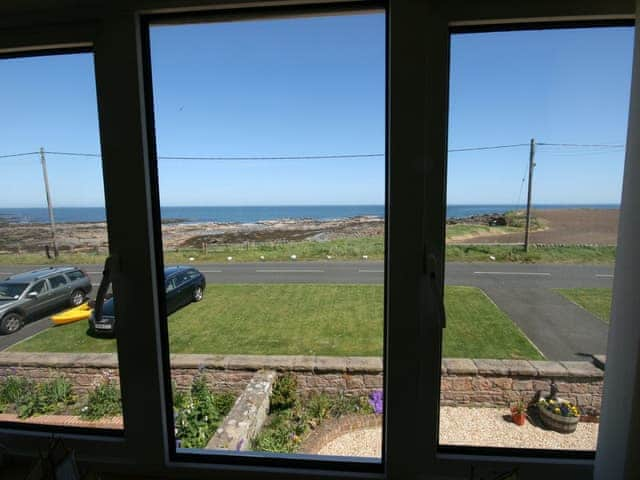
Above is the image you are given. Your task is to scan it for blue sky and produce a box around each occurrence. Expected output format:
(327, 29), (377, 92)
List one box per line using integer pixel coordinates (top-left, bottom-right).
(0, 16), (633, 207)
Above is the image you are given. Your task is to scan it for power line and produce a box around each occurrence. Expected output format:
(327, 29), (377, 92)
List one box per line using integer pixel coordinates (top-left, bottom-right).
(448, 143), (529, 152)
(44, 151), (101, 158)
(537, 142), (625, 148)
(43, 144), (532, 159)
(0, 141), (627, 161)
(0, 151), (39, 159)
(158, 153), (384, 161)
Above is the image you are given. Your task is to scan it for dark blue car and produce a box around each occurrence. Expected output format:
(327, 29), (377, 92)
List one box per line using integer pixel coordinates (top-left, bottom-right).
(89, 266), (206, 335)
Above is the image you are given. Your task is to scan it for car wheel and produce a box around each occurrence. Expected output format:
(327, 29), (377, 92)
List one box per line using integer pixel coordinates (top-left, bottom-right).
(193, 286), (204, 302)
(0, 313), (23, 334)
(70, 289), (85, 307)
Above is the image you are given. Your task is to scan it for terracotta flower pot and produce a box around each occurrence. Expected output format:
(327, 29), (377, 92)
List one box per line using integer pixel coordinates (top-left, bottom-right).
(511, 410), (526, 426)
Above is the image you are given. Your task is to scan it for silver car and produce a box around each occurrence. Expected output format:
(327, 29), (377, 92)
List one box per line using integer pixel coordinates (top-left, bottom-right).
(0, 266), (92, 334)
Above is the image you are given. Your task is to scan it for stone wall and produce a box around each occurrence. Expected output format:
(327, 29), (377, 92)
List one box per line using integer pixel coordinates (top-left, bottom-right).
(441, 358), (604, 416)
(0, 353), (604, 415)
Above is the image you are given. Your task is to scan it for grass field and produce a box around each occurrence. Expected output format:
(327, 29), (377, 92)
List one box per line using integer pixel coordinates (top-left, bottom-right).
(446, 244), (615, 264)
(0, 239), (615, 265)
(555, 288), (613, 323)
(9, 285), (542, 359)
(446, 224), (521, 240)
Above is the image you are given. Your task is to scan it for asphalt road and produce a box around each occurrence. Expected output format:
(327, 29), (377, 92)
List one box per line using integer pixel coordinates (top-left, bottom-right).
(0, 261), (615, 286)
(0, 262), (614, 359)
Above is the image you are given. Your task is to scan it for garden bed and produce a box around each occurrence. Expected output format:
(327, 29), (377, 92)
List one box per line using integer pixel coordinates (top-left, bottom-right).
(250, 374), (381, 454)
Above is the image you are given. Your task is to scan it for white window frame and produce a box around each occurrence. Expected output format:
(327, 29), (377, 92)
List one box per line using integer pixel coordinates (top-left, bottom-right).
(0, 1), (636, 479)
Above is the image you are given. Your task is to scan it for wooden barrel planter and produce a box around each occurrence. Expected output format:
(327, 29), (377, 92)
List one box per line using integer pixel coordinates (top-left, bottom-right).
(538, 403), (579, 434)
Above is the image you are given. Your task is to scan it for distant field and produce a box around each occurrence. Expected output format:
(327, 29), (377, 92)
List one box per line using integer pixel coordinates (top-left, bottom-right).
(9, 285), (542, 359)
(555, 288), (613, 323)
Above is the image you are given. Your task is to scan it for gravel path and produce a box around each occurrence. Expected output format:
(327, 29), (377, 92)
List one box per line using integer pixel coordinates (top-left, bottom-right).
(317, 427), (382, 458)
(439, 407), (598, 450)
(316, 407), (598, 457)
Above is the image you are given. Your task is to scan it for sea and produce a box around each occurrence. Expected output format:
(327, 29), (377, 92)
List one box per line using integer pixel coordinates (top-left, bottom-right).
(0, 204), (620, 225)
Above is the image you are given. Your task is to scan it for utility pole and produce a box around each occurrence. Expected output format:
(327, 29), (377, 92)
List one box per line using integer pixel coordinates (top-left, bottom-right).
(524, 138), (536, 252)
(39, 147), (59, 258)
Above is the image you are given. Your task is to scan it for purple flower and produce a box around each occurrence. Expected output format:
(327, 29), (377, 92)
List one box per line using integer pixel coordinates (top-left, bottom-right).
(368, 390), (383, 414)
(236, 439), (244, 451)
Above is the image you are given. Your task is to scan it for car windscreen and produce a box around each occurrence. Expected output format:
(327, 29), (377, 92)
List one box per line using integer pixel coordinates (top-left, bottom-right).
(0, 282), (28, 300)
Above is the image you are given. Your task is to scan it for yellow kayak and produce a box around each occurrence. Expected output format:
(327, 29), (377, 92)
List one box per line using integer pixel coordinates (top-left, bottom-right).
(51, 303), (93, 325)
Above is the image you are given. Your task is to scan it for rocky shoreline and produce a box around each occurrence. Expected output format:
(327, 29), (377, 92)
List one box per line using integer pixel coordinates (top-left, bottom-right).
(0, 208), (620, 253)
(0, 216), (384, 254)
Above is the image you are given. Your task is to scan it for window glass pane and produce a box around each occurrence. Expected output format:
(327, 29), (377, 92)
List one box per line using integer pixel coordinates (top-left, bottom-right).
(149, 12), (385, 460)
(0, 53), (124, 431)
(439, 27), (632, 451)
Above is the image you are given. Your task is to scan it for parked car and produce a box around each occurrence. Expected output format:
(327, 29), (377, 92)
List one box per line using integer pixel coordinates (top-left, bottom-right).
(0, 266), (92, 334)
(89, 266), (206, 336)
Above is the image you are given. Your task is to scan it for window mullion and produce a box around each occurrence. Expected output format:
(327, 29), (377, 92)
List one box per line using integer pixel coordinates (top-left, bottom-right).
(386, 1), (447, 478)
(93, 12), (169, 468)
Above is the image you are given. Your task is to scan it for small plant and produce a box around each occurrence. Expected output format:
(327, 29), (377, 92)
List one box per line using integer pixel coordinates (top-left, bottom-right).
(174, 374), (235, 449)
(368, 390), (383, 415)
(538, 398), (580, 417)
(510, 400), (527, 426)
(16, 376), (75, 418)
(0, 376), (34, 405)
(306, 394), (331, 420)
(330, 391), (374, 417)
(80, 380), (121, 420)
(253, 391), (377, 454)
(270, 374), (298, 412)
(511, 400), (526, 414)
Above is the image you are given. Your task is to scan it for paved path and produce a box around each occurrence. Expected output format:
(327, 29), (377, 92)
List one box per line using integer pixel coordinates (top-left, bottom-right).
(481, 287), (608, 361)
(0, 262), (614, 358)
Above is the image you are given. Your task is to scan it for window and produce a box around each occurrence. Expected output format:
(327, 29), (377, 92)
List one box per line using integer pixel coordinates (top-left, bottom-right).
(28, 281), (47, 295)
(0, 2), (638, 479)
(65, 270), (85, 282)
(0, 51), (124, 433)
(48, 275), (68, 289)
(147, 9), (386, 464)
(439, 25), (632, 455)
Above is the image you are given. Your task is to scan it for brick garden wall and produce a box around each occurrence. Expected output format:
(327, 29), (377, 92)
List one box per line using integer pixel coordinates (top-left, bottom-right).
(0, 353), (604, 416)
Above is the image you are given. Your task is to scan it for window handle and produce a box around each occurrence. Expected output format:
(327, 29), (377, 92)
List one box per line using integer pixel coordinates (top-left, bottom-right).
(424, 251), (446, 329)
(93, 254), (119, 323)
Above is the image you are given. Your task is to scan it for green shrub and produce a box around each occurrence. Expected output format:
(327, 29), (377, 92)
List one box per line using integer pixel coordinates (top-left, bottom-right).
(174, 374), (235, 449)
(17, 376), (75, 418)
(0, 376), (34, 405)
(270, 374), (298, 412)
(252, 391), (375, 454)
(80, 380), (121, 420)
(328, 391), (374, 417)
(504, 210), (543, 229)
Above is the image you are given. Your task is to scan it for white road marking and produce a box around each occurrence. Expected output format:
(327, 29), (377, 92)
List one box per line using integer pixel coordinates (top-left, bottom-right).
(256, 269), (325, 273)
(358, 269), (384, 273)
(91, 283), (101, 286)
(596, 274), (614, 278)
(0, 272), (13, 275)
(199, 270), (222, 273)
(473, 271), (551, 276)
(86, 271), (103, 274)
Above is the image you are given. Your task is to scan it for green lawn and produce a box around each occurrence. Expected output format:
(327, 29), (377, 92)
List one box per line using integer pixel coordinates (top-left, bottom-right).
(443, 286), (542, 359)
(555, 288), (613, 323)
(10, 285), (542, 359)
